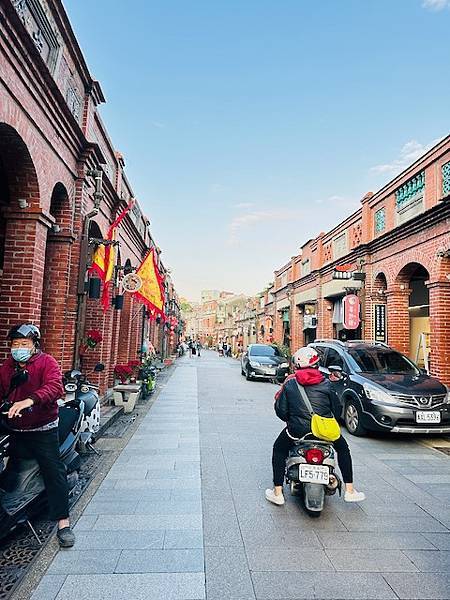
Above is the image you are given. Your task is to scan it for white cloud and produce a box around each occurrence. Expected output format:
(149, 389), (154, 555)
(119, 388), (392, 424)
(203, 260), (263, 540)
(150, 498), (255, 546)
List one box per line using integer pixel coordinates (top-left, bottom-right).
(151, 121), (165, 129)
(370, 138), (441, 176)
(228, 209), (301, 245)
(422, 0), (450, 10)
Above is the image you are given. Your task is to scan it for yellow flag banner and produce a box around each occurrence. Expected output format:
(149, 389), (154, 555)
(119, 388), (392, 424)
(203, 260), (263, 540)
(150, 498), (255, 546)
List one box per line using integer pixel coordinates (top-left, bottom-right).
(89, 200), (134, 311)
(133, 248), (165, 318)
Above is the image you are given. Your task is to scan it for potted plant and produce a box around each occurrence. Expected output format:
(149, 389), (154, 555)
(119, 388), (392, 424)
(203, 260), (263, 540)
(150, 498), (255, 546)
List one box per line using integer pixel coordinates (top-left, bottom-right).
(114, 363), (133, 384)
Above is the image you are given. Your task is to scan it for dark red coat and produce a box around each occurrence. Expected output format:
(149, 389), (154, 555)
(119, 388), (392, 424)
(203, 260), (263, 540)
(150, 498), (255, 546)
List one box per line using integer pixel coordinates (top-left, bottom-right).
(0, 352), (64, 430)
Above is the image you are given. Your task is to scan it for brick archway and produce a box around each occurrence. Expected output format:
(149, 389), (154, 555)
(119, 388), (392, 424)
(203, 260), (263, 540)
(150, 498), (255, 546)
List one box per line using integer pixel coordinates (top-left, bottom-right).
(387, 262), (430, 359)
(0, 123), (48, 360)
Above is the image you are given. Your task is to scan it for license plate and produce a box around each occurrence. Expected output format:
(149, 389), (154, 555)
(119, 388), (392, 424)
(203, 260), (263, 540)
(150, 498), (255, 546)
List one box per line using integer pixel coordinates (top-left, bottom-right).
(299, 464), (330, 484)
(416, 411), (441, 423)
(266, 369), (276, 375)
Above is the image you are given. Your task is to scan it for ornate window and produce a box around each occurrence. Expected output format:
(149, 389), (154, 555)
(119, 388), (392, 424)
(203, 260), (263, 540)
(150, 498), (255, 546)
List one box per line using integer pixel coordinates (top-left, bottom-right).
(442, 161), (450, 198)
(374, 208), (386, 234)
(395, 171), (425, 224)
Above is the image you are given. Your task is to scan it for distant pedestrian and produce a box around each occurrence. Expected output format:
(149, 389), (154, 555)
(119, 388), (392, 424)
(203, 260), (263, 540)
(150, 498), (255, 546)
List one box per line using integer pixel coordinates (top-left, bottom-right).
(196, 341), (202, 357)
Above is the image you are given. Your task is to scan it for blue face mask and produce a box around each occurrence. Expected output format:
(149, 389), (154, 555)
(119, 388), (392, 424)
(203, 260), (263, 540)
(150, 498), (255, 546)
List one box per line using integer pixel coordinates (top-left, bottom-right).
(11, 348), (33, 363)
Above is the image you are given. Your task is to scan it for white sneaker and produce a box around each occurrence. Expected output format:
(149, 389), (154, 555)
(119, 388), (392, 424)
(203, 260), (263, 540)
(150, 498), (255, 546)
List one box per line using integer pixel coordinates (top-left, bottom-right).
(344, 489), (366, 502)
(265, 488), (285, 506)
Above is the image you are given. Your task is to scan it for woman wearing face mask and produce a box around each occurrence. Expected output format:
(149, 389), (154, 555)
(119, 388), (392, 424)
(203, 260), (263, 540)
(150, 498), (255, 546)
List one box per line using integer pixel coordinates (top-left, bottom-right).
(0, 323), (75, 547)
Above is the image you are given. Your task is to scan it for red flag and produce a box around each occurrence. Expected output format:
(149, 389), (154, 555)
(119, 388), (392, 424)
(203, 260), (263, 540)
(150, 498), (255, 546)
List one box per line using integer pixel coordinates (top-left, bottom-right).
(89, 200), (134, 311)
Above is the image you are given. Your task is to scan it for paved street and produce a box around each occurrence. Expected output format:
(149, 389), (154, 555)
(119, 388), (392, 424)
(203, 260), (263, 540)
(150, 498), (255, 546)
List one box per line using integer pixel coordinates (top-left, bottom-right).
(32, 351), (450, 600)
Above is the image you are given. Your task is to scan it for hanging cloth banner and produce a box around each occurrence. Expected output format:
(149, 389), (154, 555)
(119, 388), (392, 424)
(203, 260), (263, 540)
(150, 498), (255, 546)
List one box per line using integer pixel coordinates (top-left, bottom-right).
(89, 200), (135, 312)
(133, 248), (166, 319)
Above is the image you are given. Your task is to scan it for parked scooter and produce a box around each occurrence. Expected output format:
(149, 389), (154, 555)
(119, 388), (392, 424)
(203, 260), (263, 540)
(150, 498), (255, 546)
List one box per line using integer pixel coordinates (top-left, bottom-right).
(0, 363), (104, 542)
(138, 361), (157, 399)
(62, 363), (104, 448)
(285, 434), (341, 516)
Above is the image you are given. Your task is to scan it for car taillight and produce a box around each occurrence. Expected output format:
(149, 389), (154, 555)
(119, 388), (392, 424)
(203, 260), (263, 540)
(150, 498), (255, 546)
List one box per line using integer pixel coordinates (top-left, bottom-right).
(305, 448), (324, 465)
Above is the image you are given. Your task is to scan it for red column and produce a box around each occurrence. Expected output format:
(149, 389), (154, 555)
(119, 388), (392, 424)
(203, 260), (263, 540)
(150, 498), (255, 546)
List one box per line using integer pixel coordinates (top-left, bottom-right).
(0, 212), (49, 361)
(428, 281), (450, 385)
(386, 285), (411, 355)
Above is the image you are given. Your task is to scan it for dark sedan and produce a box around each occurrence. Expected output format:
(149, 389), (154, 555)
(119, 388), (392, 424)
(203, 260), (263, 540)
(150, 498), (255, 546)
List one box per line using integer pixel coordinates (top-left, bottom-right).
(310, 340), (450, 435)
(241, 344), (290, 381)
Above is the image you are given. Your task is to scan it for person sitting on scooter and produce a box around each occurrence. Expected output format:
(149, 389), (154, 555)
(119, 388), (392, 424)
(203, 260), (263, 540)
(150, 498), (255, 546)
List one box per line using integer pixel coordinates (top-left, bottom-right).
(0, 324), (75, 547)
(266, 346), (365, 506)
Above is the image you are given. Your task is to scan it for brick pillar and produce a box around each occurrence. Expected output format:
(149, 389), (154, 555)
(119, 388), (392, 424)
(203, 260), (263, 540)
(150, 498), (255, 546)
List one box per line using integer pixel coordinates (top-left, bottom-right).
(291, 306), (302, 351)
(0, 212), (49, 361)
(117, 292), (132, 363)
(109, 304), (122, 387)
(40, 231), (76, 368)
(129, 298), (143, 360)
(316, 296), (333, 339)
(386, 285), (411, 354)
(428, 281), (450, 385)
(81, 285), (115, 393)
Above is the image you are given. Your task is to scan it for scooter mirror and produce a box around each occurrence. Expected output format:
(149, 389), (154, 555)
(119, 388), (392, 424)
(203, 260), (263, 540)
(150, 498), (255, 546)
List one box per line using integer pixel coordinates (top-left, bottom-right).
(70, 369), (82, 379)
(94, 363), (105, 372)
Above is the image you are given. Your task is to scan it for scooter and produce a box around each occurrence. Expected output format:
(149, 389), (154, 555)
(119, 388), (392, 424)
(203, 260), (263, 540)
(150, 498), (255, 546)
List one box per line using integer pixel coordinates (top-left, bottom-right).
(285, 434), (341, 516)
(138, 362), (157, 399)
(62, 363), (104, 448)
(0, 363), (104, 542)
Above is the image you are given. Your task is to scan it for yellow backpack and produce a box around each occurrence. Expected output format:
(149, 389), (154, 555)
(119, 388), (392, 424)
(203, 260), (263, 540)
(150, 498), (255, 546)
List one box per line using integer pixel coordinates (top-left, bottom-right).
(296, 382), (341, 442)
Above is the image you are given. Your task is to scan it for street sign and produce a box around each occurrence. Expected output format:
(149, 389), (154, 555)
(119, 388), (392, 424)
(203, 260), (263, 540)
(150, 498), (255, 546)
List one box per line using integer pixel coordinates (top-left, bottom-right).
(373, 303), (387, 342)
(343, 294), (361, 330)
(332, 270), (353, 280)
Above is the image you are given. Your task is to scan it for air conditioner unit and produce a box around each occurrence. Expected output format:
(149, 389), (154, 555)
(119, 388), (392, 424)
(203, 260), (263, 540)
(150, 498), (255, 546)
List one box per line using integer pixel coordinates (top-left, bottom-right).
(303, 314), (318, 329)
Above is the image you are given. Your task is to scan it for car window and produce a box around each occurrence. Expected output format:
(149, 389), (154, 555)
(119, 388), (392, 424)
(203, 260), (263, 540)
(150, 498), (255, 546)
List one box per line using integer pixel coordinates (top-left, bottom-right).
(347, 347), (418, 374)
(249, 345), (280, 357)
(324, 348), (344, 369)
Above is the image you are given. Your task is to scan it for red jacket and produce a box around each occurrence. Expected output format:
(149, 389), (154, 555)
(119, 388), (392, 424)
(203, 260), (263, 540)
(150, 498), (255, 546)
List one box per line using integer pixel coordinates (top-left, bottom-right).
(0, 352), (64, 430)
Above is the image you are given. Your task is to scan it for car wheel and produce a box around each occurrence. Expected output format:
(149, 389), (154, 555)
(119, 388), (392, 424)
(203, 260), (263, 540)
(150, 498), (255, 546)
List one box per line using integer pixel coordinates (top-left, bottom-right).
(246, 368), (253, 381)
(344, 399), (366, 436)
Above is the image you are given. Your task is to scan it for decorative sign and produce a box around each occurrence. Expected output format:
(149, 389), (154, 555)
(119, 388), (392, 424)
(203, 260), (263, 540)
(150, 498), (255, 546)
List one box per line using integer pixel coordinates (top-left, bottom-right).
(373, 304), (387, 342)
(343, 294), (361, 330)
(335, 264), (357, 272)
(122, 273), (142, 293)
(332, 270), (353, 280)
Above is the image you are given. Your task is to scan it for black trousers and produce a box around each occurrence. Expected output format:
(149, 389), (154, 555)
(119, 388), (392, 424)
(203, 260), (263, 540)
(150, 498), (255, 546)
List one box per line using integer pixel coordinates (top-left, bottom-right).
(9, 428), (69, 521)
(272, 428), (353, 487)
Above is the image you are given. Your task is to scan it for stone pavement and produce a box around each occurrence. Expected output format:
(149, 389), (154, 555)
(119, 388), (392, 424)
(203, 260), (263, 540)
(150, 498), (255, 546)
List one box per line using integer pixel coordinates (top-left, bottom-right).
(31, 364), (204, 600)
(31, 351), (450, 599)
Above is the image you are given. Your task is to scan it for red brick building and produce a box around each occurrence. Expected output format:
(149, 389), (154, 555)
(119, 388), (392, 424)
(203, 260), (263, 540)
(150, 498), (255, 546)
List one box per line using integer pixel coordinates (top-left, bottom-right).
(0, 0), (178, 390)
(271, 136), (450, 384)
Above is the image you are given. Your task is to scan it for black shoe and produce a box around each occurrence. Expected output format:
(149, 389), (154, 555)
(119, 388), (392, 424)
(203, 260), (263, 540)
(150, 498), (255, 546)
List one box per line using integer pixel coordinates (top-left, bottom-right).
(57, 526), (75, 548)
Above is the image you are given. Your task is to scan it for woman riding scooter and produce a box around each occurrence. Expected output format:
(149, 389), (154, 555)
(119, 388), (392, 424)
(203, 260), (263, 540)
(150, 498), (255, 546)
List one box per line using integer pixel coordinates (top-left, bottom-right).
(0, 324), (75, 547)
(266, 346), (365, 506)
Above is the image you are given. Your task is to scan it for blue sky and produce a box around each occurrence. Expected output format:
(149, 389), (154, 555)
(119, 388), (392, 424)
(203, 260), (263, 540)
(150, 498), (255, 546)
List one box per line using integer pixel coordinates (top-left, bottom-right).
(64, 0), (450, 300)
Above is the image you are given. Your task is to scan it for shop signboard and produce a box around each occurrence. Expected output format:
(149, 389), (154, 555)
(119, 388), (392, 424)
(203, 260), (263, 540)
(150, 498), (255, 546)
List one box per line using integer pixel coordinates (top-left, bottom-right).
(373, 303), (387, 342)
(343, 294), (360, 330)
